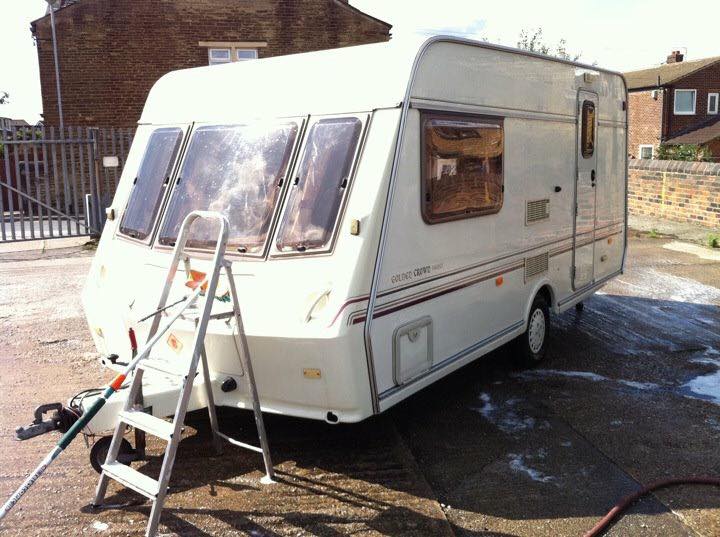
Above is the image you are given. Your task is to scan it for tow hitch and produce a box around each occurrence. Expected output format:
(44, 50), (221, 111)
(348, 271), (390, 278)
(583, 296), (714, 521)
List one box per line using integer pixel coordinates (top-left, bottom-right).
(15, 403), (80, 441)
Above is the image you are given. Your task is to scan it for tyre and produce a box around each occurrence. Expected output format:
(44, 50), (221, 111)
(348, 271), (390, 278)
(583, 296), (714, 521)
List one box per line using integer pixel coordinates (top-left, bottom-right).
(90, 436), (134, 474)
(515, 294), (550, 366)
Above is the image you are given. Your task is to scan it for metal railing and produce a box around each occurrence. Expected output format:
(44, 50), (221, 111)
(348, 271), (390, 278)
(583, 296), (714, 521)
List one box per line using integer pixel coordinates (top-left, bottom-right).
(0, 126), (134, 242)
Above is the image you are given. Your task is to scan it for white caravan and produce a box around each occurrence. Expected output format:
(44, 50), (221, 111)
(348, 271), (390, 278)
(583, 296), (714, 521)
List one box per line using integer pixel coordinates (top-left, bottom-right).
(80, 36), (628, 430)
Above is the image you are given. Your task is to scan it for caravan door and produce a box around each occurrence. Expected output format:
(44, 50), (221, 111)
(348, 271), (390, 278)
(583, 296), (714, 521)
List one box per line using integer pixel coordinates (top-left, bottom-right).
(573, 91), (598, 290)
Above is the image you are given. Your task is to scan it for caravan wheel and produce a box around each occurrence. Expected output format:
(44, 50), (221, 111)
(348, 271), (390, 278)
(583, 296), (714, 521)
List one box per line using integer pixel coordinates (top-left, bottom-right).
(515, 294), (550, 366)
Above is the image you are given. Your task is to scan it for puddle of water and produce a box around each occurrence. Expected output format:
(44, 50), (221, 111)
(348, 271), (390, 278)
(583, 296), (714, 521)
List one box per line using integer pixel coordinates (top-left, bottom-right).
(473, 393), (545, 434)
(516, 369), (660, 391)
(508, 452), (556, 484)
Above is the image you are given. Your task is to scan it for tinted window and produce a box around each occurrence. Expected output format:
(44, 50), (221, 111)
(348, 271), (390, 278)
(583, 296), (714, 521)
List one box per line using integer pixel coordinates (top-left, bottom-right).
(276, 117), (362, 252)
(422, 113), (504, 224)
(581, 100), (596, 159)
(158, 123), (298, 253)
(119, 128), (182, 240)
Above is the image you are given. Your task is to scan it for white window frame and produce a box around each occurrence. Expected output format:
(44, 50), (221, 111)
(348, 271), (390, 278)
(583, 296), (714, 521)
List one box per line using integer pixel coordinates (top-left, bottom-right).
(236, 48), (258, 61)
(201, 41), (266, 66)
(674, 89), (696, 115)
(639, 144), (654, 160)
(208, 48), (232, 66)
(708, 92), (719, 115)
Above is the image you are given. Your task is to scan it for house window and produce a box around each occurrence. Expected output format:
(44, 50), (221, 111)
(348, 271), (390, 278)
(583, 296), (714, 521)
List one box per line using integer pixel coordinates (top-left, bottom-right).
(202, 42), (265, 66)
(708, 93), (719, 115)
(674, 89), (696, 115)
(208, 48), (232, 66)
(639, 145), (654, 160)
(236, 49), (258, 61)
(581, 100), (596, 159)
(421, 112), (504, 224)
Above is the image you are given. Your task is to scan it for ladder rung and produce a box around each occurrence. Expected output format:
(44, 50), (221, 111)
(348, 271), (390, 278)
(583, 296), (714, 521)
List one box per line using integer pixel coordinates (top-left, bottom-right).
(139, 358), (192, 378)
(102, 461), (160, 499)
(119, 409), (175, 441)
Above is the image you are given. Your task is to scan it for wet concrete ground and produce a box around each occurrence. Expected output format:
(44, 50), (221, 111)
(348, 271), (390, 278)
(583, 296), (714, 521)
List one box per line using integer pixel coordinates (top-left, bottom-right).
(0, 234), (719, 536)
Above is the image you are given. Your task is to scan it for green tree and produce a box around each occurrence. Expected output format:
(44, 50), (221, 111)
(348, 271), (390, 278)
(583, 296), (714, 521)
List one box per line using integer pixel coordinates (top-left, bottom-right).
(517, 28), (582, 62)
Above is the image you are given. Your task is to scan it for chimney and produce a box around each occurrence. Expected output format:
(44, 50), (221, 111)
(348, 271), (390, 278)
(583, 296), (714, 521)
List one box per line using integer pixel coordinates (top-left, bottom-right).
(667, 50), (684, 63)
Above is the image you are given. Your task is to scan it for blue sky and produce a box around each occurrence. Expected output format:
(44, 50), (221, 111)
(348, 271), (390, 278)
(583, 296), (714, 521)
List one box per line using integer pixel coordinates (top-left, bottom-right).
(1, 0), (719, 122)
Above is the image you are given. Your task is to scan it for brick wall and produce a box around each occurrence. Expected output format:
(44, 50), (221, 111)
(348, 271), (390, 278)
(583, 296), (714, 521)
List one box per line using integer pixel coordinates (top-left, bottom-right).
(628, 89), (664, 158)
(628, 159), (720, 228)
(31, 0), (391, 128)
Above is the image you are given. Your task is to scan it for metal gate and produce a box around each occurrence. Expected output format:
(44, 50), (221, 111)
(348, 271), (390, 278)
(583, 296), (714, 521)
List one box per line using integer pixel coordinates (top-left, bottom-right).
(0, 126), (134, 243)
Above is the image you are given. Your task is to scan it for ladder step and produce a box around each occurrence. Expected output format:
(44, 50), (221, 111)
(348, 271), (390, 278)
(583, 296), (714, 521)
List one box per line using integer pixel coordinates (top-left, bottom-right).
(119, 409), (175, 441)
(102, 461), (160, 499)
(139, 358), (193, 378)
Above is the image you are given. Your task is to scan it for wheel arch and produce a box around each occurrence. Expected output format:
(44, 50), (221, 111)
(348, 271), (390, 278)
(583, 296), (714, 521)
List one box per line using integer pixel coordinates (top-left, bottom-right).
(523, 279), (557, 329)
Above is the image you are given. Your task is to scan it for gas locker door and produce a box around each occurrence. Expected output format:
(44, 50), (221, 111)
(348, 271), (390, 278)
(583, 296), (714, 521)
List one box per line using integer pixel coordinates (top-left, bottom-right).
(573, 91), (598, 290)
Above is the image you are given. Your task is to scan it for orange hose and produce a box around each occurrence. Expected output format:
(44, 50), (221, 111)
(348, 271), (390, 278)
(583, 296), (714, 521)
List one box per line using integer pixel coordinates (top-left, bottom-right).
(585, 477), (720, 537)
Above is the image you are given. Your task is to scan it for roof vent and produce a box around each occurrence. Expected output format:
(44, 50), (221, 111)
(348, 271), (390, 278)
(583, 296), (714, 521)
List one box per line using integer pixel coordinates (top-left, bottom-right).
(667, 50), (684, 64)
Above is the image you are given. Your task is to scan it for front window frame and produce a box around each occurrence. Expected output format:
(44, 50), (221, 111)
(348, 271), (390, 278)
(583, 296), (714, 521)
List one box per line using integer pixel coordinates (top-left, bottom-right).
(674, 89), (697, 115)
(270, 113), (368, 258)
(420, 110), (505, 225)
(154, 118), (306, 259)
(116, 125), (188, 246)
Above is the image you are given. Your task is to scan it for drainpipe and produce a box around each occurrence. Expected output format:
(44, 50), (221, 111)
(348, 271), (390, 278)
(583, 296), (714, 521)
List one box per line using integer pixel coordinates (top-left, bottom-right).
(46, 1), (65, 131)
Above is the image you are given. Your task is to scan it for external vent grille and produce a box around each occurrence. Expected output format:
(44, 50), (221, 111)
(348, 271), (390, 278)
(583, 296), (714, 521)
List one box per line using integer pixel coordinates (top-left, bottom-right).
(526, 199), (550, 224)
(525, 252), (549, 281)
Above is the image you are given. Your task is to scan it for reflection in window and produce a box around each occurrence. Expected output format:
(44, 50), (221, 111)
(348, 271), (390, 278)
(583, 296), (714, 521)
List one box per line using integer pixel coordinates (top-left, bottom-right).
(158, 123), (298, 253)
(119, 128), (182, 240)
(581, 100), (595, 159)
(276, 118), (362, 252)
(422, 114), (504, 224)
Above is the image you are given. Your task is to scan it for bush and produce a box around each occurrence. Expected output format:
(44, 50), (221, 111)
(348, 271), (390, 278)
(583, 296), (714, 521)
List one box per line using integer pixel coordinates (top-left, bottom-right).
(708, 234), (720, 249)
(656, 143), (712, 162)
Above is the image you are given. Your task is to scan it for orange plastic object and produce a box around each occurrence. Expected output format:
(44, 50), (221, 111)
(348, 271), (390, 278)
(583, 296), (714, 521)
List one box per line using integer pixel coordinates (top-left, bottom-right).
(185, 270), (208, 292)
(495, 276), (504, 286)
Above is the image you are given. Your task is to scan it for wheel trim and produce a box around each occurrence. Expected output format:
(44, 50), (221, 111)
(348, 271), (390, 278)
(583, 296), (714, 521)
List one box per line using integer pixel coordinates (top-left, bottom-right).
(528, 308), (546, 354)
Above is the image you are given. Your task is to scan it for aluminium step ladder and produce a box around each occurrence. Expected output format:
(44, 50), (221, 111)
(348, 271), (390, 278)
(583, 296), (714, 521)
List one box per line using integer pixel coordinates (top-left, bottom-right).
(92, 211), (274, 537)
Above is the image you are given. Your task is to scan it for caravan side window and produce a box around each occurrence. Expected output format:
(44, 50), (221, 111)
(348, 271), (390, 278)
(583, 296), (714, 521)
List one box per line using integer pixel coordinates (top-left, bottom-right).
(158, 122), (299, 254)
(421, 112), (504, 224)
(119, 128), (183, 240)
(581, 100), (596, 158)
(275, 117), (363, 252)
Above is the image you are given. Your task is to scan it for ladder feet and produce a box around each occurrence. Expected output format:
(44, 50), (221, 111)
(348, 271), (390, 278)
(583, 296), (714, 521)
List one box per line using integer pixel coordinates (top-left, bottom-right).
(260, 474), (276, 485)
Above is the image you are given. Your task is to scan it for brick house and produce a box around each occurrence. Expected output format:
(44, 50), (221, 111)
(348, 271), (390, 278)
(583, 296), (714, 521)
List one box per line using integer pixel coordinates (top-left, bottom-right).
(625, 51), (720, 160)
(30, 0), (391, 128)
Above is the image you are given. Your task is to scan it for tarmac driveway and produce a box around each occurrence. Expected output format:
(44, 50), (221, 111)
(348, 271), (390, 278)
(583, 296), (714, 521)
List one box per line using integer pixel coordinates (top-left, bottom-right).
(0, 234), (719, 536)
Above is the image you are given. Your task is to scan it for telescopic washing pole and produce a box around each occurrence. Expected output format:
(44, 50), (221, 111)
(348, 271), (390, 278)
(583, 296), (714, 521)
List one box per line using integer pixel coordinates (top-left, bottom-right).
(0, 279), (207, 522)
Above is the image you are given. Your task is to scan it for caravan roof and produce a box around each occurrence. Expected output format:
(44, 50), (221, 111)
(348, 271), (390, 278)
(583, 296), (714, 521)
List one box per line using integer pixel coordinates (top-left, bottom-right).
(140, 36), (626, 125)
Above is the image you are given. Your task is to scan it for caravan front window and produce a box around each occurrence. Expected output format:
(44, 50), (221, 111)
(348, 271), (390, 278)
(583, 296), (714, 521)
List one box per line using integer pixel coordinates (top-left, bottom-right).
(119, 128), (183, 241)
(275, 117), (362, 252)
(421, 113), (504, 224)
(158, 122), (298, 253)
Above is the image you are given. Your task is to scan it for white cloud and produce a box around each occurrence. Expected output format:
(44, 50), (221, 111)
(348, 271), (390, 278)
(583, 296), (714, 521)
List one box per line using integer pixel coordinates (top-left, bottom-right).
(354, 0), (720, 70)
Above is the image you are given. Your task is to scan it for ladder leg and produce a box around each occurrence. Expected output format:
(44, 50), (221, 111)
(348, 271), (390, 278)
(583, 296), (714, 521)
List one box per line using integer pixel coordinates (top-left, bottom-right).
(200, 344), (222, 455)
(92, 474), (110, 507)
(146, 491), (166, 537)
(225, 263), (274, 483)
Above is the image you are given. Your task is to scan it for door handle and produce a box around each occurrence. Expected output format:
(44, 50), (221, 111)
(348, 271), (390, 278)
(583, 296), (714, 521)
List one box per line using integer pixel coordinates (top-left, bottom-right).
(591, 169), (596, 187)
